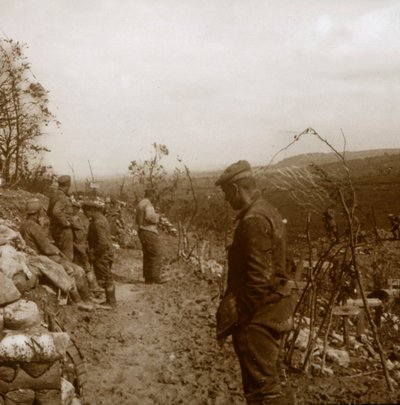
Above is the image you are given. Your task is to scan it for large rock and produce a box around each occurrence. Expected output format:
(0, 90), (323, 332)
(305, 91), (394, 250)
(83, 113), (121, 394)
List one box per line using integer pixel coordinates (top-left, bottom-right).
(3, 300), (41, 331)
(61, 378), (75, 405)
(294, 328), (310, 350)
(27, 256), (74, 294)
(0, 333), (70, 362)
(326, 347), (350, 367)
(3, 388), (35, 404)
(0, 246), (33, 287)
(0, 361), (61, 395)
(0, 273), (21, 306)
(0, 225), (18, 246)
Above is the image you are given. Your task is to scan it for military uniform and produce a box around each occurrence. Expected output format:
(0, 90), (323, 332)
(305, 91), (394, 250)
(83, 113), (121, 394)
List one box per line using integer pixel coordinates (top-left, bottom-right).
(20, 218), (59, 256)
(87, 212), (114, 291)
(105, 203), (124, 240)
(215, 161), (295, 405)
(136, 197), (162, 283)
(20, 213), (93, 307)
(228, 196), (294, 403)
(71, 213), (90, 270)
(48, 186), (74, 261)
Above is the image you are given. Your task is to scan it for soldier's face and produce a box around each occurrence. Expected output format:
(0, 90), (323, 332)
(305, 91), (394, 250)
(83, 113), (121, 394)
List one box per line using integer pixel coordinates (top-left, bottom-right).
(83, 209), (94, 219)
(221, 183), (242, 210)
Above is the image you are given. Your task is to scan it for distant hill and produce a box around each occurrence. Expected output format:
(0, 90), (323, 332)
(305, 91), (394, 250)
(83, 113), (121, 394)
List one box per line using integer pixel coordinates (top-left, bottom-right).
(271, 149), (400, 169)
(70, 148), (400, 196)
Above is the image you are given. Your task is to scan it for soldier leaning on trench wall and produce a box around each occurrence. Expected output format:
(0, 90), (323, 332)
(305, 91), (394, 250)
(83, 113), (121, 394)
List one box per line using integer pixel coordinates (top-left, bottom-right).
(20, 198), (94, 311)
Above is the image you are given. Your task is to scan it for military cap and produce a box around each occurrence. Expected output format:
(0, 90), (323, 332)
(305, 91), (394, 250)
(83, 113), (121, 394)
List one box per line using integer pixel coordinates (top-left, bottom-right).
(215, 160), (253, 186)
(25, 198), (41, 214)
(57, 175), (71, 186)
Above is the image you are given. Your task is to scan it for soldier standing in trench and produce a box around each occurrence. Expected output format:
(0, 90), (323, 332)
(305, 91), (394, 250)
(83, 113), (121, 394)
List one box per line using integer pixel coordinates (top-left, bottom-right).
(215, 160), (296, 405)
(47, 175), (74, 261)
(71, 200), (102, 294)
(82, 201), (116, 307)
(105, 197), (125, 243)
(136, 189), (165, 284)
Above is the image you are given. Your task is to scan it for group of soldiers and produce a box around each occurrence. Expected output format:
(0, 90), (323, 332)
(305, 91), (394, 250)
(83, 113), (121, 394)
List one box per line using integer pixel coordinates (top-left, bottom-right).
(323, 208), (400, 242)
(19, 164), (400, 404)
(322, 206), (362, 243)
(20, 175), (116, 309)
(19, 163), (296, 404)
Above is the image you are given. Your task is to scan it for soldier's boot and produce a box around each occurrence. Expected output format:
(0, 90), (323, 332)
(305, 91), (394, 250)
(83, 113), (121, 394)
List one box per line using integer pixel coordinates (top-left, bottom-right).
(69, 288), (94, 311)
(103, 285), (116, 308)
(76, 275), (96, 304)
(86, 270), (104, 295)
(259, 389), (297, 405)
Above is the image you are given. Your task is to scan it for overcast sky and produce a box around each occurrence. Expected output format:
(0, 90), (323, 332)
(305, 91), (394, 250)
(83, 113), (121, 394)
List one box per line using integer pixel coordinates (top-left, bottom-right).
(2, 0), (400, 178)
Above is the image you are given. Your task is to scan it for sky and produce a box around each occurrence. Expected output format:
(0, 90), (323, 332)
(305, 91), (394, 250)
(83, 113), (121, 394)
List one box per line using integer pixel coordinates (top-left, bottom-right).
(1, 0), (400, 178)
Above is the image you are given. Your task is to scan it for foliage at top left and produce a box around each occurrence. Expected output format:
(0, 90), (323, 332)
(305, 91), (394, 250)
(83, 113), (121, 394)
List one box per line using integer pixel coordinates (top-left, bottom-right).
(0, 38), (59, 189)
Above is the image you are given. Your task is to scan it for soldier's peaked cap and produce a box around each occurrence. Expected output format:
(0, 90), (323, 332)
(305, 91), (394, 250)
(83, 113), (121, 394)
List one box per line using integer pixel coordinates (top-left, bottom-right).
(215, 160), (253, 186)
(57, 175), (71, 185)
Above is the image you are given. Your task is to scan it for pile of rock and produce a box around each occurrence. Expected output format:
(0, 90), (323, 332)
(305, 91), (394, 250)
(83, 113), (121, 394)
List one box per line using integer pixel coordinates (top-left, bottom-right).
(291, 316), (400, 381)
(0, 222), (83, 404)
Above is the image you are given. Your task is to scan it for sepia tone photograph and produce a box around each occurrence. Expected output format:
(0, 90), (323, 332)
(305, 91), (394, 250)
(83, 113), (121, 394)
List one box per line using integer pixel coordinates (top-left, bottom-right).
(1, 1), (400, 404)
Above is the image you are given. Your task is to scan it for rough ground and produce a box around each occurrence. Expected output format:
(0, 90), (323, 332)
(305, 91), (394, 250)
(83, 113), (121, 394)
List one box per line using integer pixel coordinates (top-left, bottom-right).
(58, 242), (400, 405)
(2, 190), (400, 403)
(60, 247), (246, 405)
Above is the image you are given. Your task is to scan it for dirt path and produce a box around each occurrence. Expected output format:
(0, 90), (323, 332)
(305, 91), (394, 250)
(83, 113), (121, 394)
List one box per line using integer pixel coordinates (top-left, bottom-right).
(62, 249), (245, 405)
(59, 247), (400, 405)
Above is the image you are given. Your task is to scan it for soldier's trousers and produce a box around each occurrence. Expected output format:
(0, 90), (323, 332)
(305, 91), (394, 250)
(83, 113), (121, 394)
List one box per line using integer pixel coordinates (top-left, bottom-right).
(73, 245), (90, 272)
(232, 322), (282, 404)
(138, 230), (161, 282)
(53, 227), (74, 262)
(93, 255), (114, 289)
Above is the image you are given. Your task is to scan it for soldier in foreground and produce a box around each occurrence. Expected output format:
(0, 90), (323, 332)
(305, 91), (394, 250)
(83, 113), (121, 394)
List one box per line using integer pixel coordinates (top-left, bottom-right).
(20, 198), (94, 310)
(215, 160), (295, 405)
(136, 189), (165, 284)
(47, 175), (74, 260)
(82, 201), (116, 307)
